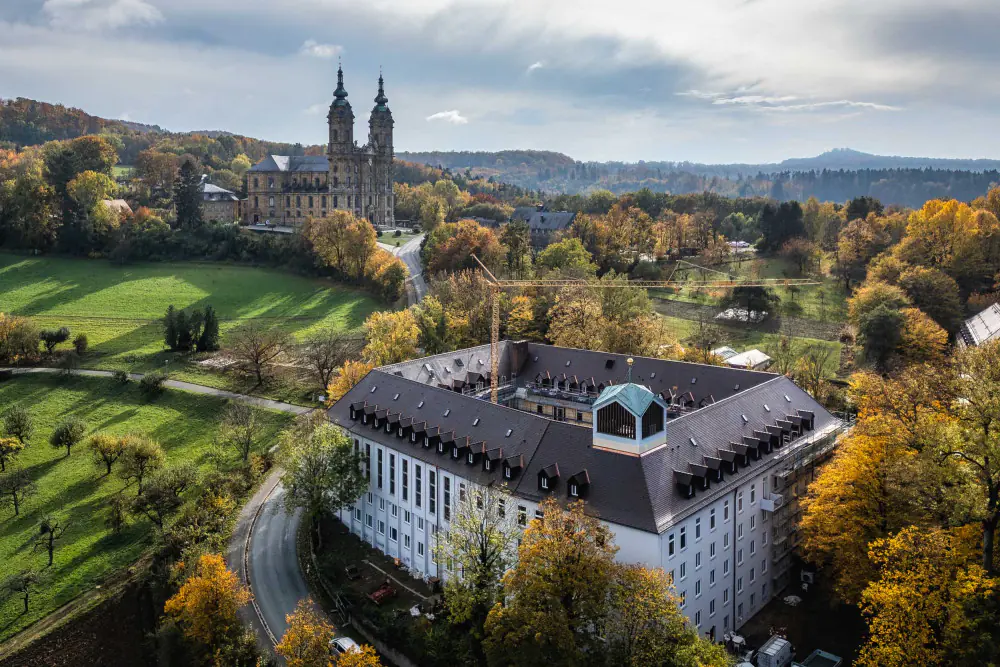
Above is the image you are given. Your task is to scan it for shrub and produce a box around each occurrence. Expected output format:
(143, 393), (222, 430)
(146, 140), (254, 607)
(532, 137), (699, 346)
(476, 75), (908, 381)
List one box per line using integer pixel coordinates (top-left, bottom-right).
(72, 333), (88, 355)
(139, 371), (168, 399)
(39, 327), (71, 353)
(113, 369), (131, 384)
(394, 229), (402, 237)
(0, 313), (40, 364)
(50, 417), (87, 456)
(376, 230), (383, 237)
(57, 350), (80, 376)
(3, 405), (33, 444)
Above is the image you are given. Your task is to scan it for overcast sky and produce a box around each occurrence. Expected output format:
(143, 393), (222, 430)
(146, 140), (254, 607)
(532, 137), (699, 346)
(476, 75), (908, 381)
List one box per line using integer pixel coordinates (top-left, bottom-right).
(1, 0), (998, 163)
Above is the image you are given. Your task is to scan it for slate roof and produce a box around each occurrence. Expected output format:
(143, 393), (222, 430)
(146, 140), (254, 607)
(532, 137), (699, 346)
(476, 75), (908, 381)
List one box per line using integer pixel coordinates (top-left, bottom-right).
(201, 183), (238, 200)
(248, 155), (330, 173)
(331, 344), (841, 534)
(527, 211), (576, 232)
(959, 303), (1000, 347)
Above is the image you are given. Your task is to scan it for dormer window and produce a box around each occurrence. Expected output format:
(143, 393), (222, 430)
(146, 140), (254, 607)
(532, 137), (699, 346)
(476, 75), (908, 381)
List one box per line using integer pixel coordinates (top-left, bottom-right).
(411, 433), (417, 442)
(539, 463), (559, 492)
(485, 460), (491, 471)
(467, 452), (474, 464)
(541, 477), (549, 490)
(438, 442), (444, 454)
(504, 467), (511, 479)
(444, 409), (451, 417)
(398, 428), (403, 437)
(424, 437), (428, 447)
(362, 416), (368, 424)
(569, 483), (578, 497)
(452, 448), (460, 459)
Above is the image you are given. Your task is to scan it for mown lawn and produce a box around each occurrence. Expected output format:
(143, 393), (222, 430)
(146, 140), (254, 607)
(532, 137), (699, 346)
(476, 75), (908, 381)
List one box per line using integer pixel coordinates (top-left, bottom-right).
(0, 374), (293, 642)
(0, 254), (381, 400)
(652, 254), (849, 322)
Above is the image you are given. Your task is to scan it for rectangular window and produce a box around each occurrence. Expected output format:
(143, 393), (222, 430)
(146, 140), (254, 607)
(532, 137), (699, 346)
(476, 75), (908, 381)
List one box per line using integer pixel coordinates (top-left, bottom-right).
(737, 577), (743, 594)
(444, 477), (451, 522)
(695, 610), (701, 626)
(724, 589), (729, 604)
(710, 542), (716, 558)
(695, 552), (702, 569)
(391, 504), (397, 518)
(429, 471), (437, 513)
(535, 509), (544, 521)
(738, 523), (743, 540)
(750, 540), (756, 556)
(750, 568), (755, 583)
(379, 498), (385, 511)
(415, 465), (423, 508)
(321, 195), (327, 208)
(518, 505), (527, 526)
(750, 483), (756, 504)
(709, 569), (715, 586)
(367, 492), (373, 505)
(668, 534), (675, 556)
(459, 482), (467, 503)
(404, 510), (411, 524)
(738, 491), (743, 513)
(418, 542), (424, 556)
(334, 195), (338, 207)
(389, 453), (396, 495)
(268, 196), (274, 207)
(750, 514), (756, 531)
(724, 533), (730, 549)
(710, 599), (715, 615)
(763, 529), (768, 546)
(377, 449), (383, 489)
(366, 514), (373, 528)
(285, 195), (290, 207)
(498, 498), (506, 519)
(354, 508), (361, 521)
(378, 520), (385, 535)
(762, 583), (768, 599)
(762, 559), (767, 573)
(695, 579), (701, 597)
(680, 563), (686, 580)
(390, 527), (398, 542)
(308, 195), (314, 207)
(680, 527), (687, 550)
(402, 460), (409, 501)
(417, 517), (424, 531)
(680, 591), (686, 608)
(404, 534), (411, 549)
(724, 559), (730, 576)
(738, 548), (744, 565)
(365, 444), (371, 479)
(695, 518), (701, 539)
(724, 500), (730, 521)
(724, 615), (729, 630)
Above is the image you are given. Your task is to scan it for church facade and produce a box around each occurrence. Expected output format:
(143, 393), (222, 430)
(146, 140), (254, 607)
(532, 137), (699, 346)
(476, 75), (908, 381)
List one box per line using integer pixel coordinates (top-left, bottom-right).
(245, 66), (394, 228)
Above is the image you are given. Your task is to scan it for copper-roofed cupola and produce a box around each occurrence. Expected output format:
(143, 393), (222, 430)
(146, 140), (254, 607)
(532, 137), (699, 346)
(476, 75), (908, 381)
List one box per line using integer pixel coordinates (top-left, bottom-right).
(591, 358), (668, 455)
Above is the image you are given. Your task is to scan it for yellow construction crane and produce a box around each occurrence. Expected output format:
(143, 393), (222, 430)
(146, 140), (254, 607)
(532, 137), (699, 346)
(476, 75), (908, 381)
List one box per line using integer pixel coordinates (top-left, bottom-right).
(470, 255), (820, 404)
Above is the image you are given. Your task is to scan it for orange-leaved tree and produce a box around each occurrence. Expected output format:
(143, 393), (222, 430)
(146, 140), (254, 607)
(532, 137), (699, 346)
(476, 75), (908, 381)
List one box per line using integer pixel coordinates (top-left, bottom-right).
(276, 598), (335, 667)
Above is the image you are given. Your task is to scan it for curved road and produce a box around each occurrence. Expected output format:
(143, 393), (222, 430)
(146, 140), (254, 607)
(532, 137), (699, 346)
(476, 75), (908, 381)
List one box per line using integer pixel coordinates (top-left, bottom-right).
(381, 233), (426, 305)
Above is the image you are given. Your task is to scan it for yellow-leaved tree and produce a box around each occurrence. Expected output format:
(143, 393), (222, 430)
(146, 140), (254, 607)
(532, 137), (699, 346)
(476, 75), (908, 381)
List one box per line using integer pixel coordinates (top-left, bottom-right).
(337, 644), (383, 667)
(326, 360), (376, 405)
(361, 309), (419, 366)
(858, 527), (996, 667)
(276, 598), (335, 667)
(163, 553), (252, 663)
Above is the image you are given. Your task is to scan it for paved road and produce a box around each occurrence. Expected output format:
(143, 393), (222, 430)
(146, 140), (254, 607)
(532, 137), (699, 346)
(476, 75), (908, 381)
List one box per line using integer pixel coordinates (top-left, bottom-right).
(380, 233), (426, 305)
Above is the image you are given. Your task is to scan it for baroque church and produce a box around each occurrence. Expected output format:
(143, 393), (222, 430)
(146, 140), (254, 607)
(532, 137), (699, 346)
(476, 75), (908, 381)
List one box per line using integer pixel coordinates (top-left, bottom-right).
(245, 66), (395, 228)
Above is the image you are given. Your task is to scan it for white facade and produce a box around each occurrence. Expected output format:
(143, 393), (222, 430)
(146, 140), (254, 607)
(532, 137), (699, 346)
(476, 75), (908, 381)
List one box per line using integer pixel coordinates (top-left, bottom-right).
(336, 421), (842, 636)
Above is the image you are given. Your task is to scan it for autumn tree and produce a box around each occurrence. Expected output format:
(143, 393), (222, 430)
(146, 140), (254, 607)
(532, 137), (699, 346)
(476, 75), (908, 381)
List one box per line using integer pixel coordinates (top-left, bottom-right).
(33, 515), (67, 567)
(836, 214), (892, 291)
(437, 485), (519, 655)
(302, 329), (355, 389)
(0, 466), (36, 516)
(132, 464), (198, 531)
(424, 219), (506, 274)
(484, 499), (619, 666)
(49, 416), (86, 457)
(3, 405), (33, 444)
(0, 313), (40, 364)
(0, 437), (24, 472)
(226, 320), (290, 385)
(326, 360), (375, 404)
(337, 645), (383, 667)
(118, 435), (165, 495)
(164, 553), (252, 662)
(897, 265), (963, 335)
(275, 598), (335, 667)
(218, 402), (266, 463)
(281, 421), (366, 548)
(413, 295), (451, 354)
(535, 237), (597, 277)
(793, 344), (835, 400)
(898, 308), (948, 365)
(779, 237), (820, 275)
(858, 527), (997, 667)
(361, 309), (419, 366)
(88, 433), (126, 476)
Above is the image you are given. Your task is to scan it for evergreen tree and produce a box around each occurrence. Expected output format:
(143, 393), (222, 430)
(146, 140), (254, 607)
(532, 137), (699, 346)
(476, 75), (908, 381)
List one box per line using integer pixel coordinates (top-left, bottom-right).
(164, 305), (178, 350)
(175, 310), (192, 351)
(174, 158), (203, 229)
(198, 306), (220, 352)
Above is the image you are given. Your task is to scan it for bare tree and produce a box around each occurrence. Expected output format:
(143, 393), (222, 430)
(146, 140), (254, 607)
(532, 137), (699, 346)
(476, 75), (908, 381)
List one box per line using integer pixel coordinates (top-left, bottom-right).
(218, 402), (265, 463)
(226, 321), (290, 386)
(302, 329), (356, 389)
(3, 569), (39, 614)
(34, 516), (68, 567)
(795, 344), (835, 398)
(0, 467), (36, 516)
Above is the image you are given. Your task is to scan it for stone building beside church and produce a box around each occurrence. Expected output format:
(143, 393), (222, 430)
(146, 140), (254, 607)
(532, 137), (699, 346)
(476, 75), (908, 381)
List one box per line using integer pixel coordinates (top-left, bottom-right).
(245, 66), (394, 228)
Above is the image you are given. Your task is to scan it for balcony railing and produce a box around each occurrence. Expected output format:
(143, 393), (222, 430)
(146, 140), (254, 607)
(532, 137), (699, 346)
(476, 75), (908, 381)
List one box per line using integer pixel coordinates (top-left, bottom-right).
(760, 493), (784, 512)
(525, 382), (599, 404)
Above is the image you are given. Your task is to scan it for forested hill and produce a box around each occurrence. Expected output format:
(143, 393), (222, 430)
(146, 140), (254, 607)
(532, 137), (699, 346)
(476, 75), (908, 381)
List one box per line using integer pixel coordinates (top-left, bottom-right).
(401, 147), (1000, 207)
(0, 97), (325, 167)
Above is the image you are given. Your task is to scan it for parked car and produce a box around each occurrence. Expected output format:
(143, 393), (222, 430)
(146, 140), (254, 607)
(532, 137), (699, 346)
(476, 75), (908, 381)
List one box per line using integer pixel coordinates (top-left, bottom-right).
(331, 637), (361, 655)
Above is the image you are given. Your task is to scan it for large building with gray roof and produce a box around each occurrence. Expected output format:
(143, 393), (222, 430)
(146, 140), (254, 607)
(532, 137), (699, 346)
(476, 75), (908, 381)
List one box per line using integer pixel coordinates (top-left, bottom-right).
(327, 341), (847, 639)
(245, 65), (394, 228)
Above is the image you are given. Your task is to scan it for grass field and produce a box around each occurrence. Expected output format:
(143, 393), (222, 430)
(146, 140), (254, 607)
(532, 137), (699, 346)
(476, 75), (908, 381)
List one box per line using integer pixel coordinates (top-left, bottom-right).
(652, 254), (849, 322)
(0, 374), (293, 643)
(0, 254), (381, 398)
(657, 314), (843, 376)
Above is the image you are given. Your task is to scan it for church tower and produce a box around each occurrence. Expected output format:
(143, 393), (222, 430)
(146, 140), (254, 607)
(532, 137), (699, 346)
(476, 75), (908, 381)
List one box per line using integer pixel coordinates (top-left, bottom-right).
(328, 65), (354, 150)
(368, 73), (395, 226)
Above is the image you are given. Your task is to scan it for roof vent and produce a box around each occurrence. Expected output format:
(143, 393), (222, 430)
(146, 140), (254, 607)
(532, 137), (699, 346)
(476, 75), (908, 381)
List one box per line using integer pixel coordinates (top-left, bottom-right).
(370, 386), (377, 393)
(764, 404), (771, 412)
(690, 437), (698, 447)
(691, 377), (697, 384)
(784, 394), (791, 402)
(455, 359), (464, 368)
(533, 356), (539, 362)
(473, 418), (480, 426)
(506, 429), (513, 437)
(605, 359), (615, 370)
(393, 393), (400, 400)
(424, 363), (433, 373)
(650, 372), (656, 379)
(478, 359), (484, 366)
(734, 384), (740, 391)
(417, 400), (424, 408)
(445, 366), (451, 373)
(565, 360), (571, 367)
(444, 409), (451, 417)
(741, 414), (749, 424)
